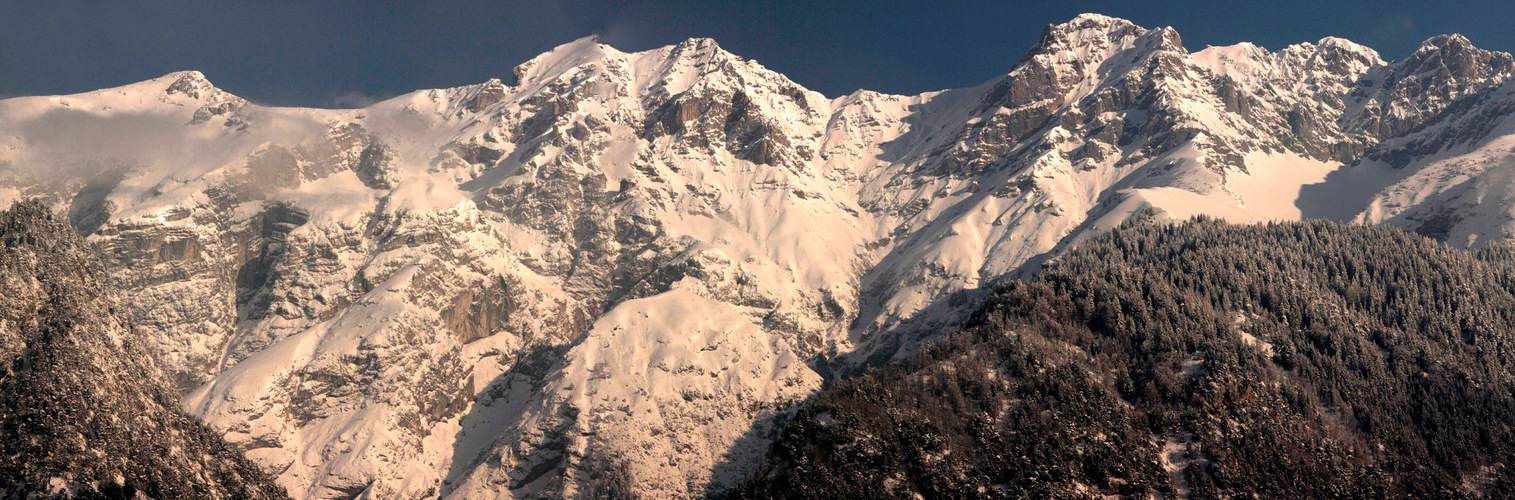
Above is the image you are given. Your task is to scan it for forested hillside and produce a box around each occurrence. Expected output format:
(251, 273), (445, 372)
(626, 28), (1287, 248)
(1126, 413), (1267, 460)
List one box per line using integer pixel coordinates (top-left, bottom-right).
(735, 216), (1515, 498)
(0, 201), (286, 499)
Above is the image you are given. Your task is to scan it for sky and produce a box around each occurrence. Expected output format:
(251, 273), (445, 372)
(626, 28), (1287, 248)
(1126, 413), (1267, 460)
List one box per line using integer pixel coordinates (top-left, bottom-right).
(4, 1), (1514, 107)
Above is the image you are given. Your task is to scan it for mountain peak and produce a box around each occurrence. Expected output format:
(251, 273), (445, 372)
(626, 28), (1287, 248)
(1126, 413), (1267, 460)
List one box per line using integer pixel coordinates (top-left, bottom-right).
(676, 37), (722, 50)
(164, 69), (209, 81)
(1417, 33), (1476, 52)
(1400, 33), (1512, 81)
(1316, 35), (1370, 52)
(662, 36), (746, 73)
(1062, 12), (1134, 29)
(509, 35), (621, 89)
(1042, 13), (1144, 43)
(1021, 14), (1150, 65)
(561, 34), (613, 53)
(1312, 36), (1383, 67)
(161, 70), (221, 100)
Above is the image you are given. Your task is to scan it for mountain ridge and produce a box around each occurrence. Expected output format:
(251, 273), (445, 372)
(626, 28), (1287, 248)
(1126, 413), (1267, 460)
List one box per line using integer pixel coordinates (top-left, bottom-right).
(5, 13), (1515, 498)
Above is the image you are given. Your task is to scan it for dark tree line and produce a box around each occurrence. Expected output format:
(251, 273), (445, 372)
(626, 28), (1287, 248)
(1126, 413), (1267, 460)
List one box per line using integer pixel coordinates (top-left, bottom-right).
(733, 214), (1515, 499)
(0, 201), (288, 499)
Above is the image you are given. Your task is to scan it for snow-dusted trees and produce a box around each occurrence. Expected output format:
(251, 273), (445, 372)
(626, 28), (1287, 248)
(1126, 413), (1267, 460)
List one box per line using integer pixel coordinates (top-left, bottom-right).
(0, 200), (286, 499)
(736, 216), (1515, 498)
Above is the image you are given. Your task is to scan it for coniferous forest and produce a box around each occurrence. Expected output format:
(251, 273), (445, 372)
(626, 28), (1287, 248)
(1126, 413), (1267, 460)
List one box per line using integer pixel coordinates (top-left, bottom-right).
(0, 201), (287, 499)
(735, 215), (1515, 499)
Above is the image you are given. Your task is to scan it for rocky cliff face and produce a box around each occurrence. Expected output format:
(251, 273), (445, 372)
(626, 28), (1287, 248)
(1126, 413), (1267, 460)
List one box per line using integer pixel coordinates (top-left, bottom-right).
(6, 13), (1515, 498)
(0, 200), (286, 499)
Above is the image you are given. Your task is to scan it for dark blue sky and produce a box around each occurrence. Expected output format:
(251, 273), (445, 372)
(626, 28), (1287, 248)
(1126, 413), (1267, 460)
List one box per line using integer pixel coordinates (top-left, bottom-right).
(4, 1), (1513, 107)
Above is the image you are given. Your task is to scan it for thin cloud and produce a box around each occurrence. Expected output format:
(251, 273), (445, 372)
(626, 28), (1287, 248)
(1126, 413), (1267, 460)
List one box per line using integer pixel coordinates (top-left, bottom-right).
(1371, 13), (1417, 44)
(329, 91), (388, 109)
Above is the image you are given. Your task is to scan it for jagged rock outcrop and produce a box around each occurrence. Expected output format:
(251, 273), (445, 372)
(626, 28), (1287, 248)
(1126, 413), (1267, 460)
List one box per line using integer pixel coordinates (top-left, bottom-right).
(0, 200), (286, 499)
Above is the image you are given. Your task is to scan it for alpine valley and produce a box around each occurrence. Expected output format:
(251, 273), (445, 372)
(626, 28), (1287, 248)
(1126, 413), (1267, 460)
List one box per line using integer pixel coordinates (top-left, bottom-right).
(6, 12), (1515, 499)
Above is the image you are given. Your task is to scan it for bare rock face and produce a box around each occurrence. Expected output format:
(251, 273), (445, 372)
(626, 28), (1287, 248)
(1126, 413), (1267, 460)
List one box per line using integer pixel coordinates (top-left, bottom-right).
(467, 79), (509, 112)
(354, 142), (401, 190)
(0, 200), (287, 499)
(436, 274), (519, 344)
(165, 71), (249, 126)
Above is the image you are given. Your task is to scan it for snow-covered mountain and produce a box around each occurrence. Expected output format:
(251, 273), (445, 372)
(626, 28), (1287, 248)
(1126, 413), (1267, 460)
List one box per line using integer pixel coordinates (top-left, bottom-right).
(5, 13), (1515, 498)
